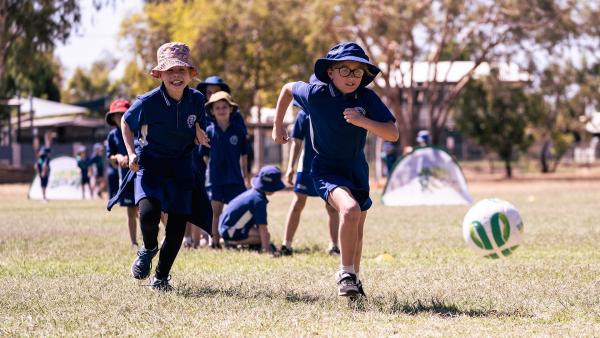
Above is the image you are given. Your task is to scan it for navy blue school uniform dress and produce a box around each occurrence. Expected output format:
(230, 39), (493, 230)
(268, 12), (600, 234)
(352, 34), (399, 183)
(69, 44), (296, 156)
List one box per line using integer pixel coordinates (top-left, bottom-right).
(291, 110), (318, 197)
(292, 82), (395, 211)
(106, 128), (135, 206)
(202, 122), (248, 203)
(123, 84), (206, 215)
(90, 154), (104, 178)
(218, 188), (268, 241)
(77, 156), (91, 185)
(187, 144), (212, 232)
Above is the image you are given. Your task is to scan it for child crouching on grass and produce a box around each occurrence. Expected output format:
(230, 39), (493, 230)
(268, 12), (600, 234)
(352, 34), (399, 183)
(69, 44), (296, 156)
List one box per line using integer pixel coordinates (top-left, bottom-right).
(272, 42), (399, 298)
(218, 166), (284, 256)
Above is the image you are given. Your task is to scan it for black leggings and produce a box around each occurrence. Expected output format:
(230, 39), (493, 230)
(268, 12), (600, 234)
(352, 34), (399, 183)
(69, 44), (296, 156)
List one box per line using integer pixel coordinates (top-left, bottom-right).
(138, 198), (187, 279)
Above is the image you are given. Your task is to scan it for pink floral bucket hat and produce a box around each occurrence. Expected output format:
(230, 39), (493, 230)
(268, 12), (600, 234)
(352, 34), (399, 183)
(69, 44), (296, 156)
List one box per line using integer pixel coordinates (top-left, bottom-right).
(150, 42), (198, 78)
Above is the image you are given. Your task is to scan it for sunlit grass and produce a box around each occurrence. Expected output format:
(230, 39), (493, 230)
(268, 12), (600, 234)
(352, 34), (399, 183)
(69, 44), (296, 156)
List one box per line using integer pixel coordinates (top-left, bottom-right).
(1, 180), (599, 336)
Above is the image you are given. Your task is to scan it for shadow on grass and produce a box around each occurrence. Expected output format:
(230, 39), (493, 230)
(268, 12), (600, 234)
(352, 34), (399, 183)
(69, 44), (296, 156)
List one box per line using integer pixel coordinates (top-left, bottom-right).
(176, 284), (323, 304)
(350, 294), (529, 318)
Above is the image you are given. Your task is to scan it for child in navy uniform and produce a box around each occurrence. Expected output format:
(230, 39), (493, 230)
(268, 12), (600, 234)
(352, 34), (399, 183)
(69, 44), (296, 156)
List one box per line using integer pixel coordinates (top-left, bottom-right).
(121, 42), (210, 291)
(201, 91), (249, 247)
(196, 75), (247, 132)
(272, 42), (399, 298)
(281, 79), (339, 256)
(35, 146), (51, 202)
(106, 99), (139, 248)
(218, 166), (284, 254)
(90, 143), (106, 198)
(77, 146), (93, 199)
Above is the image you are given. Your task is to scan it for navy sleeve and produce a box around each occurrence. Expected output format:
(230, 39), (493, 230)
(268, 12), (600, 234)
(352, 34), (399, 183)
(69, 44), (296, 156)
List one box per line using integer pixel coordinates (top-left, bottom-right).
(106, 131), (117, 158)
(290, 110), (307, 140)
(365, 90), (396, 123)
(238, 128), (248, 155)
(124, 99), (144, 133)
(232, 110), (247, 134)
(253, 199), (268, 225)
(291, 82), (311, 115)
(196, 94), (207, 130)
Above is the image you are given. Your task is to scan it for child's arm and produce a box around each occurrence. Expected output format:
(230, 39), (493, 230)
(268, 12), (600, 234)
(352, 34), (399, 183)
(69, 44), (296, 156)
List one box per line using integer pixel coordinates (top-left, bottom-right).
(121, 117), (139, 172)
(194, 123), (210, 147)
(272, 82), (295, 144)
(343, 108), (399, 141)
(285, 138), (302, 185)
(257, 224), (271, 253)
(240, 154), (249, 187)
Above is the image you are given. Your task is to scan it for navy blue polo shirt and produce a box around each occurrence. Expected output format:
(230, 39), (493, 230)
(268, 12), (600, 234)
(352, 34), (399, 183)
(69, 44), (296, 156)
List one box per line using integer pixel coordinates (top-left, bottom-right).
(292, 82), (395, 163)
(124, 84), (206, 161)
(106, 128), (129, 177)
(219, 188), (268, 237)
(291, 110), (316, 173)
(202, 122), (247, 186)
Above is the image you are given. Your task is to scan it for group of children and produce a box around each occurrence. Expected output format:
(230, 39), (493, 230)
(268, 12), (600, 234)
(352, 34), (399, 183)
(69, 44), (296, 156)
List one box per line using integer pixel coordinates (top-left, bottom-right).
(106, 40), (398, 298)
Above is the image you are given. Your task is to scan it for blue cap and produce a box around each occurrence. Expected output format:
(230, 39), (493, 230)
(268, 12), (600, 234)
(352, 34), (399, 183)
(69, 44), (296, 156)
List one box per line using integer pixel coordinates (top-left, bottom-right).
(314, 42), (380, 87)
(196, 75), (231, 95)
(251, 165), (285, 193)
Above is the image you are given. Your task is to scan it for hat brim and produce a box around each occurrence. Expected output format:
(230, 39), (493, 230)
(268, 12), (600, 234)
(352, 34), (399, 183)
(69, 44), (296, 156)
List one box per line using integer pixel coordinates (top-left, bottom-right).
(314, 56), (380, 87)
(150, 59), (198, 78)
(196, 82), (231, 95)
(251, 176), (285, 193)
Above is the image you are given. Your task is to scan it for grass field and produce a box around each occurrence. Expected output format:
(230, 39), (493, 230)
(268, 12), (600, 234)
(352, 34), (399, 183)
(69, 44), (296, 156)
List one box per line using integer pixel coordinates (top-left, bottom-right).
(1, 179), (600, 337)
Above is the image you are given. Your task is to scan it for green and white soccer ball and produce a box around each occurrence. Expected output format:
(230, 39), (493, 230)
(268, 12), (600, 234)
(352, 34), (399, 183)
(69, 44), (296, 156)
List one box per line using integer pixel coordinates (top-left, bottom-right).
(462, 198), (524, 258)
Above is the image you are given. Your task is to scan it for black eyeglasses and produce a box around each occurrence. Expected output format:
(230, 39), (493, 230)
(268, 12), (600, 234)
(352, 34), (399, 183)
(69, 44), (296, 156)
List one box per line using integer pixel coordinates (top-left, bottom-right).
(334, 66), (365, 78)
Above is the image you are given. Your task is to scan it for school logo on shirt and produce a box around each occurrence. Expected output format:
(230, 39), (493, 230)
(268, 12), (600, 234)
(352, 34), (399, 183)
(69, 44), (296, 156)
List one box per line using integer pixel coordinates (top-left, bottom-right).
(187, 115), (197, 128)
(229, 135), (238, 146)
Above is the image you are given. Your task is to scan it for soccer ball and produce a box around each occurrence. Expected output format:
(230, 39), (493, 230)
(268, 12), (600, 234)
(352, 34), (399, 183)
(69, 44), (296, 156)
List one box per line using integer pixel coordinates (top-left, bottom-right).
(462, 198), (524, 258)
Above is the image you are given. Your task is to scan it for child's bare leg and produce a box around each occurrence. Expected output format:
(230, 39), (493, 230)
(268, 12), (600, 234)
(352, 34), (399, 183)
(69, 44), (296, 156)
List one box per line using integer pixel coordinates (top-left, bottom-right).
(210, 201), (224, 245)
(283, 192), (307, 246)
(353, 211), (367, 275)
(229, 227), (261, 245)
(328, 187), (361, 267)
(127, 206), (138, 245)
(325, 202), (339, 247)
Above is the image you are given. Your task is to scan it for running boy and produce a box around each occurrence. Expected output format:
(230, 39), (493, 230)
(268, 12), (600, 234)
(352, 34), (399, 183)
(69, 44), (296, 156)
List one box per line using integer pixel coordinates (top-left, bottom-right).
(106, 99), (139, 248)
(120, 42), (210, 291)
(90, 143), (106, 198)
(281, 82), (339, 256)
(218, 165), (284, 254)
(76, 146), (93, 199)
(35, 146), (51, 202)
(201, 91), (249, 247)
(272, 42), (399, 298)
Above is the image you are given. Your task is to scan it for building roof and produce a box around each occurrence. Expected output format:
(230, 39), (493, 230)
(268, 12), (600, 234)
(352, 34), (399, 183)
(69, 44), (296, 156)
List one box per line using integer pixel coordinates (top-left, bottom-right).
(8, 96), (90, 119)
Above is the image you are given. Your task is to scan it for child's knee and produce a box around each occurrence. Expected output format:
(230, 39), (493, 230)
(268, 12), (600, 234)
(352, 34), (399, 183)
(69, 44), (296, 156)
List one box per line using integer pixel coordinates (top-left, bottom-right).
(339, 203), (361, 220)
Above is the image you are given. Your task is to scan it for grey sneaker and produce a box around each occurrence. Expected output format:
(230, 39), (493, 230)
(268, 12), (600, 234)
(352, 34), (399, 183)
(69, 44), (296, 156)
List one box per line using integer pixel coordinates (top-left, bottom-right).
(131, 246), (158, 280)
(328, 245), (340, 256)
(336, 272), (359, 297)
(150, 275), (173, 292)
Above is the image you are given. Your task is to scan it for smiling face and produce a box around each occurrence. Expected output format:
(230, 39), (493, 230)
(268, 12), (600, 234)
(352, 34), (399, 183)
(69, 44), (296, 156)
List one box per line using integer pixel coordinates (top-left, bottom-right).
(327, 61), (366, 94)
(159, 66), (193, 100)
(211, 100), (233, 124)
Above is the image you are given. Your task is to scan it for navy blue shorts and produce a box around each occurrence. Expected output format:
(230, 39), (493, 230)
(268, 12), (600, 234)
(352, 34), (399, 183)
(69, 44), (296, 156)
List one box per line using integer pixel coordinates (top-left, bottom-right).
(107, 170), (119, 199)
(293, 171), (318, 197)
(311, 155), (372, 211)
(40, 175), (49, 188)
(220, 223), (254, 241)
(118, 178), (136, 207)
(81, 175), (90, 185)
(208, 183), (246, 203)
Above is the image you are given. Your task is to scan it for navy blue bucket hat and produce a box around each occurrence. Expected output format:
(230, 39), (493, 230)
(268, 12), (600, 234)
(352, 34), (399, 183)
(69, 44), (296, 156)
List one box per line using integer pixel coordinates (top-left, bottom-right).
(251, 165), (285, 193)
(314, 42), (380, 87)
(196, 75), (231, 95)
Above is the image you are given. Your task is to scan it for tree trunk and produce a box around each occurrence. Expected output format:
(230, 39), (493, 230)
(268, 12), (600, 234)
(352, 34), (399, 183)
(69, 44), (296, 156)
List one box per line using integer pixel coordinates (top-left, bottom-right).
(540, 140), (550, 173)
(504, 158), (512, 178)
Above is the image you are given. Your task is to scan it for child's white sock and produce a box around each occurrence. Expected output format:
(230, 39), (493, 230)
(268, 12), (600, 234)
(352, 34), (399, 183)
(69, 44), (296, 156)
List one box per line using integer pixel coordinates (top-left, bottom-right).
(283, 240), (292, 248)
(329, 241), (338, 249)
(340, 264), (355, 275)
(355, 272), (360, 282)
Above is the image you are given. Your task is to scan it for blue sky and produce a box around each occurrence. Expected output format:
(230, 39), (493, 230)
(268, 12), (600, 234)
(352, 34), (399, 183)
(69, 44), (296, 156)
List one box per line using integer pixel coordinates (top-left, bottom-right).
(54, 0), (144, 82)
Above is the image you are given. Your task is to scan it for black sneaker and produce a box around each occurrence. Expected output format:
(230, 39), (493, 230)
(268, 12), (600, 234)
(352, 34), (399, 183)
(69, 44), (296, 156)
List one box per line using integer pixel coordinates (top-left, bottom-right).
(356, 279), (366, 298)
(280, 245), (293, 256)
(150, 275), (173, 292)
(328, 245), (340, 256)
(131, 246), (158, 280)
(336, 272), (359, 297)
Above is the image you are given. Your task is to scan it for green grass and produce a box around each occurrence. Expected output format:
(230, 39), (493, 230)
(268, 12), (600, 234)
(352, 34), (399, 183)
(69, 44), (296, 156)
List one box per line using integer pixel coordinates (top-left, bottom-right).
(1, 180), (599, 336)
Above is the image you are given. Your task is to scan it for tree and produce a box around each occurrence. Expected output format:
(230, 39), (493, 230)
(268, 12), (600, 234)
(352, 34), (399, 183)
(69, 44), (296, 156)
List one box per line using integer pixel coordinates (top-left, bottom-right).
(62, 57), (117, 104)
(455, 75), (544, 178)
(0, 0), (82, 99)
(311, 0), (600, 148)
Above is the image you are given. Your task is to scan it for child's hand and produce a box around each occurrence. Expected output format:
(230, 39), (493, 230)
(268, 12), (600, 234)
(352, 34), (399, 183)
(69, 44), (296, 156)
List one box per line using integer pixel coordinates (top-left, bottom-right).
(343, 108), (366, 127)
(195, 124), (210, 147)
(128, 154), (139, 172)
(272, 126), (289, 144)
(284, 168), (295, 186)
(116, 154), (129, 168)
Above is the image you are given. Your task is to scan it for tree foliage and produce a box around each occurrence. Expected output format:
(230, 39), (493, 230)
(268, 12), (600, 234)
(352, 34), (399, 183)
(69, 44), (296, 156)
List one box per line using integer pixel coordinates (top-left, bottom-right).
(62, 57), (117, 104)
(456, 76), (544, 178)
(0, 0), (82, 99)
